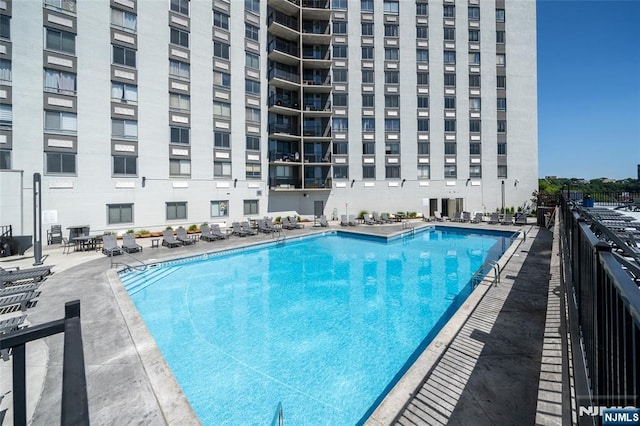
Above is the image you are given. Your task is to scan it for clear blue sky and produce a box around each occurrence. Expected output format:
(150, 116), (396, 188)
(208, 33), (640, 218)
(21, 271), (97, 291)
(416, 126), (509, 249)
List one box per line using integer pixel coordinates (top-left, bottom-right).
(537, 0), (640, 180)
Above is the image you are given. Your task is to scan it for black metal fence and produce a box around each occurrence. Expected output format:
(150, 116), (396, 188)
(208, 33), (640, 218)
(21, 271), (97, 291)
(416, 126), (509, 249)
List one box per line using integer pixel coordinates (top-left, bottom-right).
(560, 199), (640, 424)
(0, 300), (89, 425)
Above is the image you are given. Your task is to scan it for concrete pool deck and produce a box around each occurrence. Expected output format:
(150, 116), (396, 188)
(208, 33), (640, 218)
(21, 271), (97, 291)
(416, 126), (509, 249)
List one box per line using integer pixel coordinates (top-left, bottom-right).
(0, 219), (557, 425)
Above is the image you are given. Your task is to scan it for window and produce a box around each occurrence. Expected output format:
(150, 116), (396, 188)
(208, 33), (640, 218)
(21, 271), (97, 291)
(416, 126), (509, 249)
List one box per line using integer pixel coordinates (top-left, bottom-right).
(111, 82), (137, 103)
(333, 142), (348, 155)
(210, 200), (228, 217)
(468, 7), (480, 20)
(417, 119), (429, 132)
(469, 165), (482, 178)
(443, 50), (455, 64)
(166, 202), (187, 220)
(497, 75), (506, 89)
(496, 30), (505, 44)
(384, 71), (399, 84)
(361, 0), (373, 11)
(213, 11), (229, 30)
(334, 21), (347, 34)
(497, 165), (507, 178)
(246, 136), (260, 151)
(361, 22), (373, 36)
(470, 97), (481, 110)
(44, 69), (76, 94)
(0, 149), (10, 169)
(332, 0), (347, 9)
(469, 120), (481, 132)
(444, 97), (456, 109)
(214, 161), (231, 177)
(213, 71), (231, 88)
(246, 163), (262, 179)
(169, 60), (190, 79)
(169, 159), (191, 176)
(444, 73), (456, 87)
(496, 9), (505, 23)
(363, 142), (375, 155)
(497, 143), (507, 155)
(384, 1), (399, 14)
(362, 118), (375, 131)
(496, 54), (506, 66)
(417, 72), (429, 85)
(334, 69), (348, 83)
(443, 5), (455, 17)
(244, 200), (259, 215)
(213, 101), (231, 118)
(416, 3), (428, 16)
(333, 165), (349, 179)
(470, 142), (481, 155)
(362, 70), (374, 83)
(45, 28), (75, 54)
(113, 155), (137, 175)
(497, 120), (507, 133)
(444, 27), (455, 41)
(112, 119), (137, 139)
(363, 165), (375, 179)
(416, 49), (429, 63)
(385, 48), (399, 61)
(171, 126), (190, 144)
(384, 24), (398, 37)
(385, 119), (400, 132)
(0, 15), (9, 39)
(111, 9), (137, 32)
(214, 41), (230, 60)
(45, 152), (76, 174)
(246, 107), (260, 122)
(245, 79), (260, 95)
(171, 0), (189, 15)
(333, 45), (347, 58)
(333, 117), (348, 131)
(246, 24), (259, 41)
(469, 29), (479, 42)
(469, 74), (481, 88)
(362, 94), (374, 107)
(417, 142), (429, 155)
(385, 95), (399, 108)
(444, 165), (457, 178)
(0, 59), (10, 84)
(416, 25), (428, 39)
(497, 98), (507, 111)
(418, 165), (430, 179)
(445, 142), (456, 155)
(245, 0), (260, 13)
(333, 93), (348, 107)
(444, 119), (456, 132)
(469, 52), (480, 65)
(214, 132), (230, 148)
(385, 166), (400, 179)
(170, 28), (189, 48)
(169, 93), (190, 111)
(44, 111), (77, 134)
(361, 47), (374, 59)
(417, 95), (429, 109)
(113, 46), (136, 67)
(108, 204), (133, 224)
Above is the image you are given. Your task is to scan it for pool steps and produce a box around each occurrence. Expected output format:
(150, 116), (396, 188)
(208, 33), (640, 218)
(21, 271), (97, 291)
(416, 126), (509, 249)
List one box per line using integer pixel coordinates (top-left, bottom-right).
(120, 266), (182, 295)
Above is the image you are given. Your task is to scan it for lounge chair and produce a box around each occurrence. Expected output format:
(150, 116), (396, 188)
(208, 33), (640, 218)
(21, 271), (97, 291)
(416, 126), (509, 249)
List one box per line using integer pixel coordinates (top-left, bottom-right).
(231, 222), (249, 237)
(348, 215), (357, 226)
(176, 227), (196, 245)
(290, 216), (304, 228)
(488, 212), (500, 224)
(241, 222), (257, 235)
(0, 266), (52, 287)
(200, 224), (221, 241)
(162, 230), (182, 247)
(340, 215), (349, 226)
(502, 214), (514, 225)
(318, 215), (329, 227)
(434, 212), (449, 222)
(257, 219), (274, 233)
(471, 213), (483, 224)
(0, 282), (41, 298)
(515, 212), (528, 225)
(380, 213), (393, 223)
(372, 212), (386, 224)
(0, 290), (36, 311)
(363, 214), (376, 225)
(0, 314), (27, 361)
(461, 212), (472, 223)
(265, 218), (278, 232)
(122, 233), (143, 253)
(102, 235), (123, 256)
(211, 224), (229, 239)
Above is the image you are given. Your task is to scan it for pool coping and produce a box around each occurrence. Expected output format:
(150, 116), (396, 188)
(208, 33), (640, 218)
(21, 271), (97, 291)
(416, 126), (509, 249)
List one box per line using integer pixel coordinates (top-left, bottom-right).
(108, 224), (525, 424)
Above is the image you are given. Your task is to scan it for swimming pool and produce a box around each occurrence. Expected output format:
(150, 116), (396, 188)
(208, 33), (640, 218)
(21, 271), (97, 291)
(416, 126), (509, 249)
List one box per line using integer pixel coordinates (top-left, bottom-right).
(121, 227), (515, 425)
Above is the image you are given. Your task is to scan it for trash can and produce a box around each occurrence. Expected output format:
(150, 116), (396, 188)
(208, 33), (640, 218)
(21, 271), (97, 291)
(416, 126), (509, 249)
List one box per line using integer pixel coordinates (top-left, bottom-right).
(583, 195), (594, 208)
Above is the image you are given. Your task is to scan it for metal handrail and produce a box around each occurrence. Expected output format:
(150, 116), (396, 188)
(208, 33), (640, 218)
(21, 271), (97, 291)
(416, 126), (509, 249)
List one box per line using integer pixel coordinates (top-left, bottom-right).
(110, 248), (147, 272)
(472, 259), (501, 288)
(271, 402), (283, 426)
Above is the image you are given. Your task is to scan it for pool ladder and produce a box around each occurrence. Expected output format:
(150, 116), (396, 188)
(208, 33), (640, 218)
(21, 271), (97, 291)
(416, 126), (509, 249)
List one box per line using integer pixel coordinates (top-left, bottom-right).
(472, 260), (501, 288)
(271, 402), (283, 426)
(272, 228), (286, 244)
(401, 221), (415, 235)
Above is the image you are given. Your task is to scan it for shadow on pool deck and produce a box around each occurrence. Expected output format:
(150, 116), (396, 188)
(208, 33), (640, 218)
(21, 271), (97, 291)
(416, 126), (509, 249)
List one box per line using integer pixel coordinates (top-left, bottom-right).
(391, 227), (553, 425)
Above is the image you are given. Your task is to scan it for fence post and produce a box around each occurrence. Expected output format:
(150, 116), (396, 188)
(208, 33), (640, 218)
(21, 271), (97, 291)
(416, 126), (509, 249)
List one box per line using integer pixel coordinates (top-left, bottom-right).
(61, 300), (89, 425)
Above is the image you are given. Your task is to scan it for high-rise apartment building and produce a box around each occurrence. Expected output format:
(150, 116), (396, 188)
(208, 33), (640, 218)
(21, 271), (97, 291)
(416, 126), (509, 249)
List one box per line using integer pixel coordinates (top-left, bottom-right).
(0, 0), (537, 234)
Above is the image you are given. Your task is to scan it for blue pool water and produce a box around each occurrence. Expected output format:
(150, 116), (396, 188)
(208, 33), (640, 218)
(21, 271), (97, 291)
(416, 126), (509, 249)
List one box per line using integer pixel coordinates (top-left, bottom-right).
(123, 227), (514, 425)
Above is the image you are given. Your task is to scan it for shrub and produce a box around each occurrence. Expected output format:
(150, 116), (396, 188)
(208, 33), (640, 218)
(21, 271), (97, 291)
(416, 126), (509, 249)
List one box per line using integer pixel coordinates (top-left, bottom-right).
(165, 226), (173, 231)
(275, 216), (281, 223)
(138, 229), (150, 235)
(188, 224), (198, 232)
(409, 212), (417, 218)
(126, 229), (135, 234)
(358, 210), (368, 219)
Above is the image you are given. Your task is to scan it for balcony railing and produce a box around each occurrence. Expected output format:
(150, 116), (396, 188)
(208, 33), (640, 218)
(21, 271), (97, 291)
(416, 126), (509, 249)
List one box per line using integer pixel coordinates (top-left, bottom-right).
(268, 94), (300, 110)
(304, 177), (332, 189)
(269, 177), (301, 189)
(268, 10), (299, 32)
(268, 123), (300, 136)
(301, 0), (330, 9)
(302, 23), (330, 35)
(302, 75), (331, 86)
(302, 100), (331, 111)
(302, 47), (331, 60)
(268, 39), (299, 58)
(302, 124), (331, 137)
(268, 67), (300, 84)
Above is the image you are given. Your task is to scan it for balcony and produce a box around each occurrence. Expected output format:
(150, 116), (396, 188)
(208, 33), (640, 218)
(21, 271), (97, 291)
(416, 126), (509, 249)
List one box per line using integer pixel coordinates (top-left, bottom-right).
(268, 122), (300, 137)
(268, 10), (299, 41)
(268, 67), (300, 90)
(268, 94), (300, 116)
(301, 0), (331, 20)
(268, 38), (300, 66)
(269, 177), (302, 190)
(302, 124), (331, 138)
(302, 46), (331, 61)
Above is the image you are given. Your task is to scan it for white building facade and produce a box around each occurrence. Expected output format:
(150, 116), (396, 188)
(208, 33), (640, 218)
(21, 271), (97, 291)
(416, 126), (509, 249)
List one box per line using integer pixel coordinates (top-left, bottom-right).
(0, 0), (537, 235)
